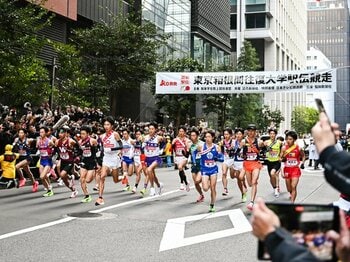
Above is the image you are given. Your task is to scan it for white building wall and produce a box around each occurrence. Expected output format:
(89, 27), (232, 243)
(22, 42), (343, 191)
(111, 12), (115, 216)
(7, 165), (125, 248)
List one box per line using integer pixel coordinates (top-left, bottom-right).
(231, 0), (308, 132)
(306, 47), (335, 122)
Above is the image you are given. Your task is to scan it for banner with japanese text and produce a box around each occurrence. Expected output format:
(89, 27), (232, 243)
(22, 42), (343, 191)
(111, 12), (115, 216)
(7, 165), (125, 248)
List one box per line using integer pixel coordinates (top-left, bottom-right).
(155, 69), (337, 94)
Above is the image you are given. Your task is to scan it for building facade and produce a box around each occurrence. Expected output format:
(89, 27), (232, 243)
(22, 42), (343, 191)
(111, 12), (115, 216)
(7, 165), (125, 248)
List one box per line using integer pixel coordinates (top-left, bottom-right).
(306, 47), (335, 122)
(230, 0), (308, 132)
(191, 0), (231, 69)
(307, 0), (350, 130)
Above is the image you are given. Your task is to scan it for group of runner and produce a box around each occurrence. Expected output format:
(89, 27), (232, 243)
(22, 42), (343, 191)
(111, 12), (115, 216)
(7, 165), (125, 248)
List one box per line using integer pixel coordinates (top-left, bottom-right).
(0, 116), (307, 212)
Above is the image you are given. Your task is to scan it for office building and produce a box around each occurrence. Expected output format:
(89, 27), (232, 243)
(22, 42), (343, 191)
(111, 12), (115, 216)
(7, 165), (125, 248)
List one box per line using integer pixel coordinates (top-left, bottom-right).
(307, 0), (350, 129)
(230, 0), (308, 131)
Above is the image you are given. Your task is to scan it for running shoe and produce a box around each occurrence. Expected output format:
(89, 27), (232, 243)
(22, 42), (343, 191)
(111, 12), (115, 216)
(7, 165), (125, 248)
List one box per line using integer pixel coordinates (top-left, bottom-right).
(209, 206), (216, 212)
(274, 188), (280, 198)
(81, 195), (92, 203)
(185, 183), (190, 192)
(131, 186), (137, 193)
(222, 188), (228, 196)
(156, 182), (164, 195)
(70, 189), (79, 198)
(247, 201), (254, 211)
(196, 194), (204, 203)
(121, 176), (128, 185)
(32, 181), (39, 193)
(95, 197), (105, 206)
(93, 185), (99, 191)
(149, 187), (156, 196)
(43, 190), (54, 197)
(19, 178), (26, 188)
(57, 178), (64, 186)
(140, 188), (146, 197)
(123, 185), (131, 191)
(179, 183), (185, 190)
(241, 192), (247, 203)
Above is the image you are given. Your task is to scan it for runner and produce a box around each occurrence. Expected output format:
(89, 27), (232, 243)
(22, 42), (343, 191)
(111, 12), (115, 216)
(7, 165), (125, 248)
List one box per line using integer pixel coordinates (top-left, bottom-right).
(37, 127), (55, 197)
(220, 128), (235, 196)
(55, 126), (79, 198)
(172, 126), (191, 191)
(187, 127), (204, 202)
(143, 122), (163, 196)
(133, 130), (145, 194)
(79, 125), (98, 203)
(264, 128), (282, 197)
(280, 130), (305, 203)
(232, 128), (248, 202)
(198, 129), (224, 212)
(13, 128), (38, 192)
(95, 116), (123, 206)
(121, 129), (135, 192)
(241, 124), (263, 211)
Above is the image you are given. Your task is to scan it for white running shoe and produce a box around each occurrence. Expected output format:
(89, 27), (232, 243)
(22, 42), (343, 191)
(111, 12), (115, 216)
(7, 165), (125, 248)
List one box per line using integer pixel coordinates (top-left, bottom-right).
(70, 189), (78, 198)
(185, 183), (190, 192)
(149, 187), (156, 196)
(57, 178), (64, 186)
(274, 188), (280, 198)
(132, 186), (137, 193)
(156, 182), (164, 195)
(179, 183), (185, 190)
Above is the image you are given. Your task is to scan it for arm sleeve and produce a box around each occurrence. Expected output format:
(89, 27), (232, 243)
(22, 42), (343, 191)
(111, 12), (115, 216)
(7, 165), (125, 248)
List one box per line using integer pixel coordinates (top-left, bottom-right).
(319, 146), (350, 195)
(264, 228), (319, 262)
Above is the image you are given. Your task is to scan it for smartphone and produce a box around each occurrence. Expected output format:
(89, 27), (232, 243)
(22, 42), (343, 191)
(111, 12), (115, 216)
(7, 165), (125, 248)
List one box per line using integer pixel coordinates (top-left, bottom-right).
(258, 203), (339, 261)
(315, 98), (332, 125)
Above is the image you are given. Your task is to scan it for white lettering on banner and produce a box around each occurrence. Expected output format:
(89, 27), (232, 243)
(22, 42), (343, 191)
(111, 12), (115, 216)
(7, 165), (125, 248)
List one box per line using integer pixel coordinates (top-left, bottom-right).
(155, 69), (337, 94)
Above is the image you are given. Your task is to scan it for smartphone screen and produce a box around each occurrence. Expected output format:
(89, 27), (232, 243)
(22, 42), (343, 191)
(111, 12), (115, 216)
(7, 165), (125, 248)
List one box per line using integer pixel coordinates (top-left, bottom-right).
(258, 203), (339, 261)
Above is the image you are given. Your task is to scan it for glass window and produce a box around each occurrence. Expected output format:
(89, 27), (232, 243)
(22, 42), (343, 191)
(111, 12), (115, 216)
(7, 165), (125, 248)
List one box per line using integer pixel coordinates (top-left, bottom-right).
(230, 14), (237, 29)
(246, 13), (266, 29)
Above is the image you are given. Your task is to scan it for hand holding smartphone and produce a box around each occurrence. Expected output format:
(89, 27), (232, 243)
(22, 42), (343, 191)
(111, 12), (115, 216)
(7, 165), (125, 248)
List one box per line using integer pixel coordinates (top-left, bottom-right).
(315, 98), (332, 126)
(258, 203), (339, 261)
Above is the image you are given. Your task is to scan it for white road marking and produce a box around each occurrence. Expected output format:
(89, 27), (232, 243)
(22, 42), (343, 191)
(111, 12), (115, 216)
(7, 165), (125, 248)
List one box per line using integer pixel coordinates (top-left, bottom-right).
(159, 209), (252, 252)
(0, 183), (204, 240)
(0, 217), (76, 240)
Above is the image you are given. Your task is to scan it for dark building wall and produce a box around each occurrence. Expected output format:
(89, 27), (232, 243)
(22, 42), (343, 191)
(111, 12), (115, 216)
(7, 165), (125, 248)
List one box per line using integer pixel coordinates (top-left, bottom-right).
(308, 3), (350, 129)
(191, 0), (231, 53)
(77, 0), (130, 23)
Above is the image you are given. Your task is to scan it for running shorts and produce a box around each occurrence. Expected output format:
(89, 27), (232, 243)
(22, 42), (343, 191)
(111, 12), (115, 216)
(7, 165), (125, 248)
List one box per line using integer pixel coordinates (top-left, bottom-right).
(145, 156), (162, 167)
(223, 158), (234, 168)
(61, 161), (74, 173)
(243, 160), (262, 173)
(233, 160), (243, 171)
(283, 167), (301, 179)
(122, 156), (134, 165)
(40, 158), (53, 167)
(266, 160), (281, 174)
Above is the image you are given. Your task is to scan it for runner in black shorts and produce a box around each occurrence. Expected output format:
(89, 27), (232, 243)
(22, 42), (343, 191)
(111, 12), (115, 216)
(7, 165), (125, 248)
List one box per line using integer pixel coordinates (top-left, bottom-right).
(79, 125), (98, 203)
(56, 126), (79, 198)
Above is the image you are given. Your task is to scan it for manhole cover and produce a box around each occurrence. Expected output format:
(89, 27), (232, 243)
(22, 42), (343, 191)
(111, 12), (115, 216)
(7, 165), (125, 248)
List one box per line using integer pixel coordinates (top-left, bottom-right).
(67, 212), (102, 218)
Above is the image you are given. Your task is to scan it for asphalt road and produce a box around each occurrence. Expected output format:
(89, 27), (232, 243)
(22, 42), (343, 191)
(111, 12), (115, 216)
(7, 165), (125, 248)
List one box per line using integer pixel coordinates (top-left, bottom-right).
(0, 165), (339, 262)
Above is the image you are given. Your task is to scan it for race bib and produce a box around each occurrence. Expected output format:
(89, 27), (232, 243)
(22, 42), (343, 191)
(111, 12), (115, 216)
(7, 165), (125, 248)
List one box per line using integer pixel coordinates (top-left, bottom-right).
(83, 149), (92, 157)
(286, 159), (298, 167)
(246, 153), (257, 161)
(60, 153), (69, 160)
(40, 150), (48, 157)
(204, 159), (215, 167)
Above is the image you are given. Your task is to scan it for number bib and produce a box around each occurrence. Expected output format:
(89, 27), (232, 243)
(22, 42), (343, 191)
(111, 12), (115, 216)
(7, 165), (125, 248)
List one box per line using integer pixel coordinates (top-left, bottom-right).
(286, 158), (298, 167)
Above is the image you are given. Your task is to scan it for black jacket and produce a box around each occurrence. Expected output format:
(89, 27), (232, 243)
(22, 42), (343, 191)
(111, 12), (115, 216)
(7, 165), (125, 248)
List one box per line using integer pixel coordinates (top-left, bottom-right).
(319, 146), (350, 195)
